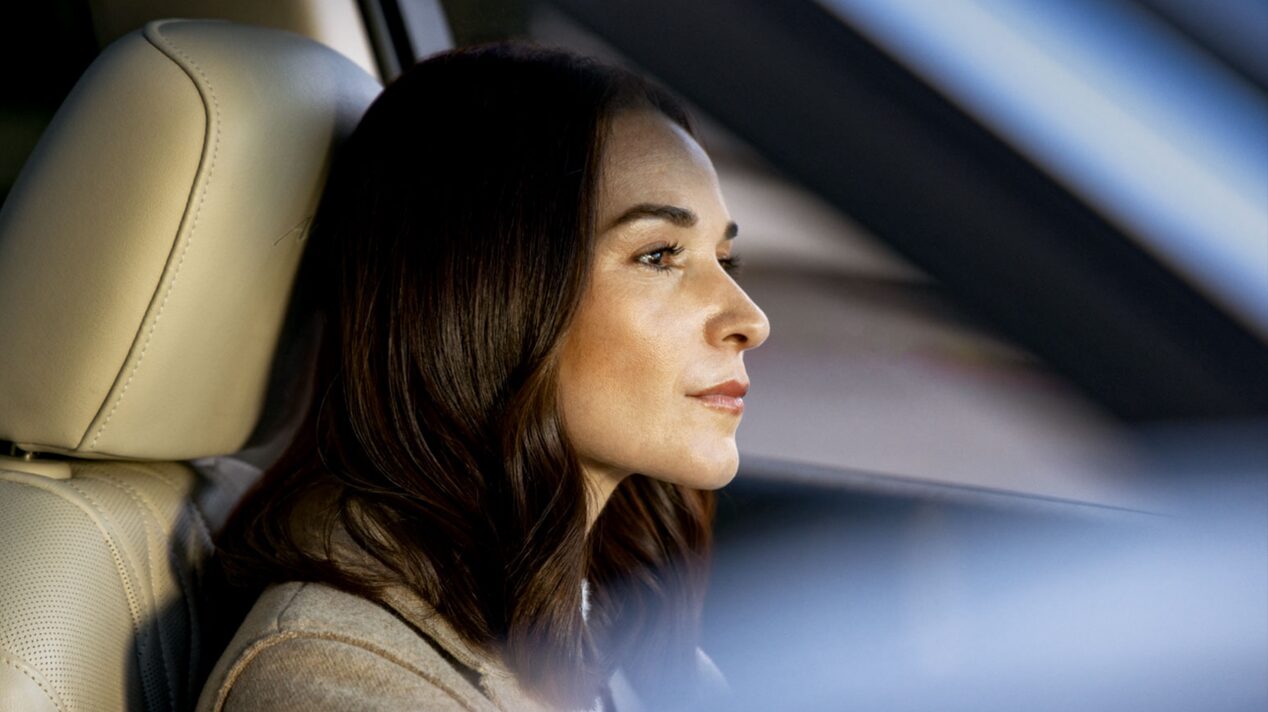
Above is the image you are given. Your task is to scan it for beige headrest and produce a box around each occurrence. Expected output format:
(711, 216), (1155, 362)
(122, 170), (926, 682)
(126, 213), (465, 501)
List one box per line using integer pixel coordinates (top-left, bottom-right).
(0, 20), (380, 460)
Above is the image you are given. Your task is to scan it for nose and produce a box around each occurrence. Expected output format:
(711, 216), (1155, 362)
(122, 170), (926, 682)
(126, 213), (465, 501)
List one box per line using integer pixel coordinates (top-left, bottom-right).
(708, 279), (771, 351)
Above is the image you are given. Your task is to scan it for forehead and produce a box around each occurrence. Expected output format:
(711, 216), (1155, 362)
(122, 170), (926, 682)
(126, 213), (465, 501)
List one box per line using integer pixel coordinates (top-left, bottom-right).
(597, 111), (721, 219)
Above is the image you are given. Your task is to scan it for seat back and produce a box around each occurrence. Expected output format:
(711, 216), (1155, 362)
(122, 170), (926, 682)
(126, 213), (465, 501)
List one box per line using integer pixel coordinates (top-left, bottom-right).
(0, 20), (378, 711)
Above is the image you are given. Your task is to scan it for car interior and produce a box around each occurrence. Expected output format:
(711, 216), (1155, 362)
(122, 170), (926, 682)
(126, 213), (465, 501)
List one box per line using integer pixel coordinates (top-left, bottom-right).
(1, 1), (1264, 710)
(0, 14), (379, 710)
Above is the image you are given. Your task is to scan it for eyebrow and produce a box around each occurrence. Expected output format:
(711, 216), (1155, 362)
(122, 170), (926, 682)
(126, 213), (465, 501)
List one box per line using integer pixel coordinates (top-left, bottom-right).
(607, 202), (738, 240)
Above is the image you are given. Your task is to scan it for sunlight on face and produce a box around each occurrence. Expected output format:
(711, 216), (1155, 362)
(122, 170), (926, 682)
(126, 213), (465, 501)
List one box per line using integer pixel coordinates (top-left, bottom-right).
(557, 110), (771, 497)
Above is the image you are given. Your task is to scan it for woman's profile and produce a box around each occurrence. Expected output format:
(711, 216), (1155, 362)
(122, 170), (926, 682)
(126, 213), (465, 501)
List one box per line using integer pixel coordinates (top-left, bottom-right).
(198, 43), (769, 712)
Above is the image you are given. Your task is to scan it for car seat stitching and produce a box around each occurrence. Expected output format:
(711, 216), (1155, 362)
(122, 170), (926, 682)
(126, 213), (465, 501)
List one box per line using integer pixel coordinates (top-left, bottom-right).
(124, 461), (178, 488)
(186, 497), (215, 548)
(88, 470), (192, 711)
(61, 479), (164, 711)
(212, 630), (484, 712)
(1, 650), (65, 710)
(115, 462), (216, 549)
(87, 25), (221, 450)
(120, 464), (216, 699)
(111, 462), (213, 540)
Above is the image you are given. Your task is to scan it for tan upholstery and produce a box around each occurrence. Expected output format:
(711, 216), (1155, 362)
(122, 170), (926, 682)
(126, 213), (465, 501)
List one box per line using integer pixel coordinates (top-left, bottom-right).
(0, 19), (378, 461)
(88, 0), (381, 81)
(0, 460), (249, 712)
(0, 19), (379, 711)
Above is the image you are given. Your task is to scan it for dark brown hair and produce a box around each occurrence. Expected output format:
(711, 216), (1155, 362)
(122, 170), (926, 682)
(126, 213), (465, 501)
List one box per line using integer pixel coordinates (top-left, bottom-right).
(217, 44), (714, 708)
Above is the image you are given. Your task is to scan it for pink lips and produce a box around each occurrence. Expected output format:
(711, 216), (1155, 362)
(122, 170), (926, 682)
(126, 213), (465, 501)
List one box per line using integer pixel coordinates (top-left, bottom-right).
(689, 380), (749, 415)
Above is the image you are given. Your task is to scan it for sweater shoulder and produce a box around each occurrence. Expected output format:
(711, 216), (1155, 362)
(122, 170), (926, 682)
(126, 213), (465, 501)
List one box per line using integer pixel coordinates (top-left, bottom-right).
(196, 582), (493, 712)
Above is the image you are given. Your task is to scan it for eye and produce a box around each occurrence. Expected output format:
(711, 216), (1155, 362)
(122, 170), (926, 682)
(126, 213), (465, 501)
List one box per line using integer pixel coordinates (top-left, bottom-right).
(718, 253), (743, 275)
(636, 243), (684, 272)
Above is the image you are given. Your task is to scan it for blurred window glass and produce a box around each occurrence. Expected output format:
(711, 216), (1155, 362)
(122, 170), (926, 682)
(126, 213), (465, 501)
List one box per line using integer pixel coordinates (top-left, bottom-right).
(822, 0), (1268, 339)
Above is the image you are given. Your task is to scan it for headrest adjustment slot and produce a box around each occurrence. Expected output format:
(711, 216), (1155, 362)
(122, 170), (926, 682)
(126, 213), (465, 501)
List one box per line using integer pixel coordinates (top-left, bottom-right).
(0, 443), (72, 480)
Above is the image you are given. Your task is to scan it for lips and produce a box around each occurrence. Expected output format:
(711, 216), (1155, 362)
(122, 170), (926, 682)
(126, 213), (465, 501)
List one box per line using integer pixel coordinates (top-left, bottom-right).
(689, 379), (749, 415)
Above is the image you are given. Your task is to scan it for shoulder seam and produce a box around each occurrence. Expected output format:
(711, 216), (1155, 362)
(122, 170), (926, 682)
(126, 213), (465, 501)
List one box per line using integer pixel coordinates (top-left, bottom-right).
(271, 581), (308, 632)
(210, 629), (484, 712)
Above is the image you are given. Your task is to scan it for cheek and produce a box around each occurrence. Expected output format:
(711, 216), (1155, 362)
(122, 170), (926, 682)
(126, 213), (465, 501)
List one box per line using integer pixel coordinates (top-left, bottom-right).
(557, 278), (740, 488)
(559, 282), (679, 447)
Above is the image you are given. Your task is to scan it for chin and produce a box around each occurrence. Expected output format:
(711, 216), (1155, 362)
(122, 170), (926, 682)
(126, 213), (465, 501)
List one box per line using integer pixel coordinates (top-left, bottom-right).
(693, 439), (742, 489)
(651, 446), (740, 490)
(695, 464), (739, 490)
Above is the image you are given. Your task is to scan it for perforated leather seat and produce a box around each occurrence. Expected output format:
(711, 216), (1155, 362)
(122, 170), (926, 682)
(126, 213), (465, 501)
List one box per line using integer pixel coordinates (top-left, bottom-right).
(0, 20), (379, 711)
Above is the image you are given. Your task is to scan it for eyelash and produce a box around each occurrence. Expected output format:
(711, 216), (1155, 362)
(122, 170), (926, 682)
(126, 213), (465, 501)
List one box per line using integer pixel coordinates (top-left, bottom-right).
(636, 243), (742, 275)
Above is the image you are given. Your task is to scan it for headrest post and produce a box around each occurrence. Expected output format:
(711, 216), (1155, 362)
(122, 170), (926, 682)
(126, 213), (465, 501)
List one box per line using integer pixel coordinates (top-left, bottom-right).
(0, 444), (72, 479)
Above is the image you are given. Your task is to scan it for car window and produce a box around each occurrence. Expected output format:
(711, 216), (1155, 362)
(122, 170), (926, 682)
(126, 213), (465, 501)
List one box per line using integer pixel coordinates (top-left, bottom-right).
(823, 0), (1268, 339)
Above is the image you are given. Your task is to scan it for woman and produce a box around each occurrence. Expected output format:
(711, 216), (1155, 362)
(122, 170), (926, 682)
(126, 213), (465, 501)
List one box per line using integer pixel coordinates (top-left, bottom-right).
(198, 43), (769, 712)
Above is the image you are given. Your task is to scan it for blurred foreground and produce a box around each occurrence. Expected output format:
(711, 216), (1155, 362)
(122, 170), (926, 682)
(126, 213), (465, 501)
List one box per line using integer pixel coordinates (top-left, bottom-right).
(701, 423), (1268, 711)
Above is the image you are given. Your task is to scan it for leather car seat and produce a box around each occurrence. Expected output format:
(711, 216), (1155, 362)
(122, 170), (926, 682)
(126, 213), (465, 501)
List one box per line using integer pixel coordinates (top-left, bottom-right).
(0, 20), (378, 711)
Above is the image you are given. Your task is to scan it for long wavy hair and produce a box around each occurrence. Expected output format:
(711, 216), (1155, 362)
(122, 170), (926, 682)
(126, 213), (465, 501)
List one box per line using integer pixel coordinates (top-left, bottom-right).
(216, 44), (715, 709)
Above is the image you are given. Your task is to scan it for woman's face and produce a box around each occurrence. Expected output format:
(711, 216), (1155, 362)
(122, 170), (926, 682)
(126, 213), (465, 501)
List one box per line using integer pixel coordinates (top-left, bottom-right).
(558, 110), (770, 496)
